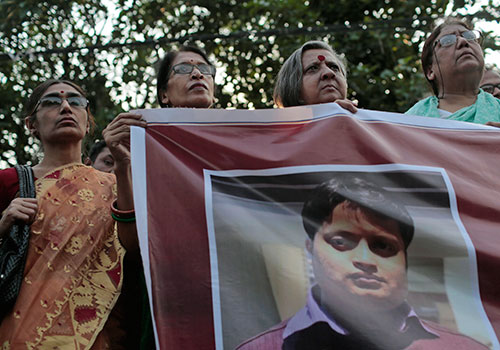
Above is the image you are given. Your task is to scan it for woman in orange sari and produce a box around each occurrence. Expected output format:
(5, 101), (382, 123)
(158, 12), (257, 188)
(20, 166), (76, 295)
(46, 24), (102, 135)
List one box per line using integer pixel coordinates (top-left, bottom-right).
(0, 79), (145, 349)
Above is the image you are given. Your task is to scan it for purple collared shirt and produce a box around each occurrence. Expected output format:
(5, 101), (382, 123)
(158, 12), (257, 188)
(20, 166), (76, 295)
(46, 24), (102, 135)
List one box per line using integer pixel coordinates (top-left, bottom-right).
(283, 287), (437, 340)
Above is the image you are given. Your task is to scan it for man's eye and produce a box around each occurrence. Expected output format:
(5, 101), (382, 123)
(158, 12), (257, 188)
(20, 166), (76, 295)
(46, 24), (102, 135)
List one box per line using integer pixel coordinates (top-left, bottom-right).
(326, 235), (357, 251)
(104, 160), (114, 166)
(371, 240), (399, 257)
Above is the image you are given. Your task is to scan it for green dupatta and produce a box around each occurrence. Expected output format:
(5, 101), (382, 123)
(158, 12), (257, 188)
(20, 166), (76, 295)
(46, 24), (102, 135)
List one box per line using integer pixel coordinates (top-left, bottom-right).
(405, 89), (500, 124)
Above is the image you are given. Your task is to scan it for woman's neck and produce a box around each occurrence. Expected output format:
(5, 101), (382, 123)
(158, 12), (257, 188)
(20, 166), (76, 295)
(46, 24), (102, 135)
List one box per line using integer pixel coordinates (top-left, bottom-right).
(437, 92), (478, 113)
(33, 141), (83, 177)
(435, 70), (482, 113)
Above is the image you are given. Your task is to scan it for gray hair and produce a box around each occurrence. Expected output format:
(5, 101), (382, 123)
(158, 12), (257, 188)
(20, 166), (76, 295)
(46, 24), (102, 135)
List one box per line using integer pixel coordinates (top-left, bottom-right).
(273, 40), (347, 107)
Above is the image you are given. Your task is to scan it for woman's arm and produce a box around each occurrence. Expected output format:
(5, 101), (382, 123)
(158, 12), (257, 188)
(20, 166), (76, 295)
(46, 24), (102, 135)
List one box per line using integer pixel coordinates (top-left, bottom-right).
(102, 113), (147, 255)
(0, 198), (38, 240)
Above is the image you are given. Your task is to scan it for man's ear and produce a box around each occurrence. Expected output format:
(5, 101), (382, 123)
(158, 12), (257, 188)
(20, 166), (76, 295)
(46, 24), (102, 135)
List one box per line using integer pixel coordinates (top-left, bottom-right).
(305, 238), (313, 254)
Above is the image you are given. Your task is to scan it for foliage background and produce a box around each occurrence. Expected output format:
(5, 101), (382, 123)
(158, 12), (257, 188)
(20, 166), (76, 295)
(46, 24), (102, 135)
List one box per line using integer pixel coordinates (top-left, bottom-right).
(1, 0), (499, 166)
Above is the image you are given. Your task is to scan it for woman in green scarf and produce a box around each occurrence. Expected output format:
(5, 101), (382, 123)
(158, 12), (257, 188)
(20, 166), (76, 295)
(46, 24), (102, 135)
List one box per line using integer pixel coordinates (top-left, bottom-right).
(406, 17), (500, 127)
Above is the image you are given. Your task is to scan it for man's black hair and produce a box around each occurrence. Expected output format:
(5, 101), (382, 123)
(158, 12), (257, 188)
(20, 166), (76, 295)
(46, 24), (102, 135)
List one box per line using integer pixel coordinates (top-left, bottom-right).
(301, 175), (414, 250)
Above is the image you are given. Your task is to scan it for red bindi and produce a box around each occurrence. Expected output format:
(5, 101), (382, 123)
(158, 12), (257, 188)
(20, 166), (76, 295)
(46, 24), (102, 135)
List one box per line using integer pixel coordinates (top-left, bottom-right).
(60, 91), (64, 93)
(318, 55), (325, 61)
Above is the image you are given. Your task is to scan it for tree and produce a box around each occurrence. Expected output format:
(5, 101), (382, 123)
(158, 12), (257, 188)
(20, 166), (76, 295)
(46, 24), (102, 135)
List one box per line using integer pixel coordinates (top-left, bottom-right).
(1, 0), (499, 166)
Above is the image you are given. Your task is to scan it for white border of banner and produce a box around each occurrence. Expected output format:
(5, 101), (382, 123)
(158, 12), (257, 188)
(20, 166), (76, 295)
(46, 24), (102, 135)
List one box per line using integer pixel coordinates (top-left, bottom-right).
(135, 103), (499, 132)
(131, 126), (161, 348)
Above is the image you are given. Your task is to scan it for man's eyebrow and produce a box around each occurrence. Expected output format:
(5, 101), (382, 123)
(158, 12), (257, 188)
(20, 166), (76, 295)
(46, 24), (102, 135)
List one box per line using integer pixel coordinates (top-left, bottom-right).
(371, 231), (403, 244)
(323, 229), (356, 236)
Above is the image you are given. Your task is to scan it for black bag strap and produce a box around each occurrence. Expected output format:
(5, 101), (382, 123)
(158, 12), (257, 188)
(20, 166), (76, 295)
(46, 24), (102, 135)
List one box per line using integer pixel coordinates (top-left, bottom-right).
(15, 165), (36, 199)
(0, 165), (35, 316)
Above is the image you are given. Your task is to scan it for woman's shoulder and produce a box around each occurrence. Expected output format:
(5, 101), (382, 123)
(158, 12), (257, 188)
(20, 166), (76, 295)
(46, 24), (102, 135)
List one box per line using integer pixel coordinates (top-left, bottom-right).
(405, 95), (438, 117)
(0, 167), (20, 213)
(85, 165), (116, 183)
(0, 167), (18, 179)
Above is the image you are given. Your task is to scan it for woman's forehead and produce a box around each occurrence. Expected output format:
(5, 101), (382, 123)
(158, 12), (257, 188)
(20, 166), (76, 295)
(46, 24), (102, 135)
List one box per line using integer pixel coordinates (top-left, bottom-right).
(302, 49), (336, 63)
(42, 83), (80, 96)
(439, 24), (469, 36)
(482, 70), (500, 84)
(172, 51), (208, 65)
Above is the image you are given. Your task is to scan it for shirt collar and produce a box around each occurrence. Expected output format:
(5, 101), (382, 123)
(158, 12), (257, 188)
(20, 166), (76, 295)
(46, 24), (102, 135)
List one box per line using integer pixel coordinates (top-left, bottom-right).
(283, 286), (439, 340)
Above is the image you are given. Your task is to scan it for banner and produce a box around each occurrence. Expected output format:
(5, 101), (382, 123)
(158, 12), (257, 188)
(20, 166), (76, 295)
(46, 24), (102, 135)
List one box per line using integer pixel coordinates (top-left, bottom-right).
(131, 104), (500, 350)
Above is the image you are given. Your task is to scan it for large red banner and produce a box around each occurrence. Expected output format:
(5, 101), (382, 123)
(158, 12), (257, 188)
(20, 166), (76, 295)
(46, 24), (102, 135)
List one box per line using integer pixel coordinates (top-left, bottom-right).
(131, 105), (500, 349)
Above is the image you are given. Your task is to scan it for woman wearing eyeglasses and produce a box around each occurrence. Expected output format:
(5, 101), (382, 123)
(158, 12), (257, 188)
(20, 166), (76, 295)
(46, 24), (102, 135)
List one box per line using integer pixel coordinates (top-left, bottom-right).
(156, 45), (216, 108)
(103, 46), (216, 171)
(406, 17), (500, 126)
(480, 66), (500, 99)
(97, 45), (217, 349)
(0, 79), (145, 348)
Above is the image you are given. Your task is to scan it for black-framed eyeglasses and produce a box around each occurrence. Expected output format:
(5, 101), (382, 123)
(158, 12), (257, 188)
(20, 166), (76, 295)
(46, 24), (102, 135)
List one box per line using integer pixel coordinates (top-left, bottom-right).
(33, 96), (89, 113)
(171, 63), (216, 77)
(480, 83), (500, 94)
(434, 30), (482, 48)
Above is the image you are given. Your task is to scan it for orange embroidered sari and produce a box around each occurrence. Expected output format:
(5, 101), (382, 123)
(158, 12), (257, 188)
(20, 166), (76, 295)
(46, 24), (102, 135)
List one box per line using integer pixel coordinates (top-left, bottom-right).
(0, 164), (125, 349)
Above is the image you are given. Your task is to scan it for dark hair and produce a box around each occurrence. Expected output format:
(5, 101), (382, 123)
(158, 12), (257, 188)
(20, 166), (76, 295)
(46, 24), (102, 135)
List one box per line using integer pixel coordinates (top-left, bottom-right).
(25, 79), (95, 138)
(421, 17), (474, 96)
(88, 140), (108, 163)
(301, 176), (414, 252)
(156, 45), (215, 107)
(273, 40), (347, 107)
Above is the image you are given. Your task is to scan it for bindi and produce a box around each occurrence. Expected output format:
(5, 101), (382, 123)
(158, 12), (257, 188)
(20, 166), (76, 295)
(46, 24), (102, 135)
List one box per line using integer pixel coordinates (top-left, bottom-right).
(317, 55), (325, 61)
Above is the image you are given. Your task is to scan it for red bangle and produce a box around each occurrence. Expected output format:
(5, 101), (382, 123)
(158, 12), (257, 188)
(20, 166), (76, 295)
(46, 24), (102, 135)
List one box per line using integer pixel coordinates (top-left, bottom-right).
(110, 200), (135, 219)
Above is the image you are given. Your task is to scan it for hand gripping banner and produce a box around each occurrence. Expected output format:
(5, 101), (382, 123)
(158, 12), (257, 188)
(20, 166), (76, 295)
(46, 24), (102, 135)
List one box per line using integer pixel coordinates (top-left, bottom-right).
(131, 104), (500, 350)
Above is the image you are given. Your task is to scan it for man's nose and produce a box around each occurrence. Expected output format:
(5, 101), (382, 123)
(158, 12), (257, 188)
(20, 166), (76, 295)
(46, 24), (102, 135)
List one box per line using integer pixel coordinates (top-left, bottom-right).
(352, 240), (377, 273)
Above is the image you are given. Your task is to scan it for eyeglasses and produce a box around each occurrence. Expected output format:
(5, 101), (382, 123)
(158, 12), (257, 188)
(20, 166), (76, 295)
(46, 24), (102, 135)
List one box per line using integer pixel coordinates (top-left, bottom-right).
(480, 83), (500, 94)
(34, 95), (89, 112)
(435, 30), (482, 48)
(171, 63), (216, 76)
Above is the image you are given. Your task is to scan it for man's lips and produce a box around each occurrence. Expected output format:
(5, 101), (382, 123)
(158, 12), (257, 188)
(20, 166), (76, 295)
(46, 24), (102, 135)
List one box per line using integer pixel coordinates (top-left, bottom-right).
(348, 273), (386, 289)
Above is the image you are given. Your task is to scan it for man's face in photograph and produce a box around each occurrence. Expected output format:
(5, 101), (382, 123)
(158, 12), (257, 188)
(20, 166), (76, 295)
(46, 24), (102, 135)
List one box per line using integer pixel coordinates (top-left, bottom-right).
(308, 200), (408, 312)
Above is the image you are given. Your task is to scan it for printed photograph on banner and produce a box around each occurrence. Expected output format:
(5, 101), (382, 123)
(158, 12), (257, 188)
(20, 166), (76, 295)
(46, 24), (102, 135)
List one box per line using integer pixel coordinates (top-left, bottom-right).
(205, 166), (496, 350)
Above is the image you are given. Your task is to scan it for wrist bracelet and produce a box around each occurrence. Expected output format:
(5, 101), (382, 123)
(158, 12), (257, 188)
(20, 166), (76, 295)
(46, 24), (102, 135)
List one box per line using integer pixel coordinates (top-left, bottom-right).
(111, 212), (136, 223)
(110, 200), (135, 219)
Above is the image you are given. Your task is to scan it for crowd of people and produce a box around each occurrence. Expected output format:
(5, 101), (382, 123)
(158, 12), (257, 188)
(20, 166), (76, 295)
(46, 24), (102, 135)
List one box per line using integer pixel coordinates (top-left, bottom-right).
(0, 16), (499, 349)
